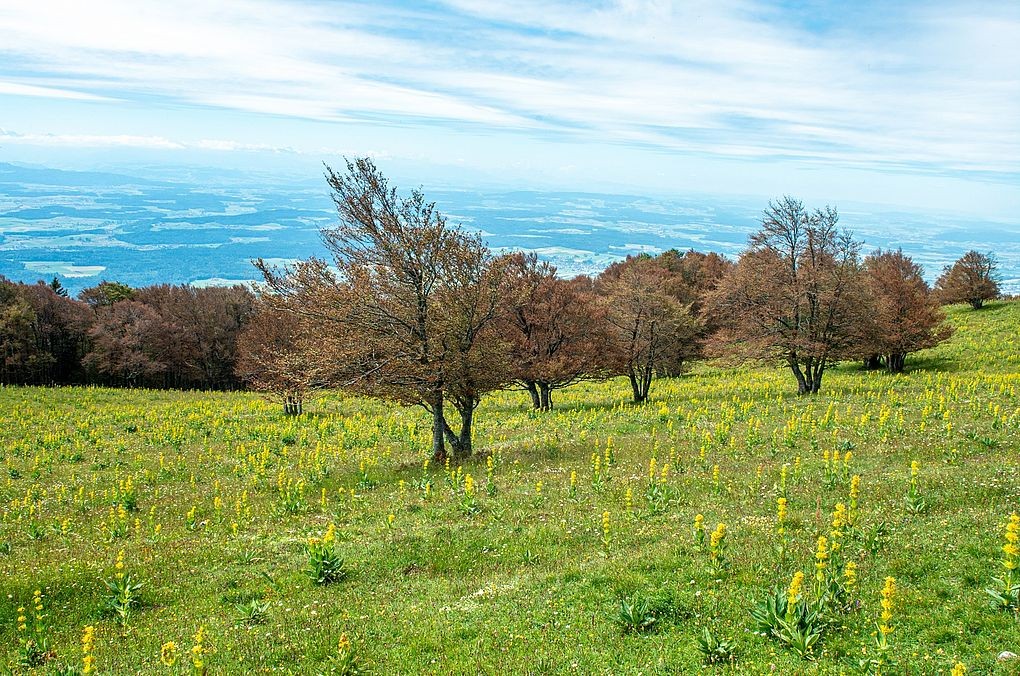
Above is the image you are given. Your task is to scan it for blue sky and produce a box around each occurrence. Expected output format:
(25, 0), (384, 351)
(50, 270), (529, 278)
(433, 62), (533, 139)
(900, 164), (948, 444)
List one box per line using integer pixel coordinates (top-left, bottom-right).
(1, 0), (1018, 217)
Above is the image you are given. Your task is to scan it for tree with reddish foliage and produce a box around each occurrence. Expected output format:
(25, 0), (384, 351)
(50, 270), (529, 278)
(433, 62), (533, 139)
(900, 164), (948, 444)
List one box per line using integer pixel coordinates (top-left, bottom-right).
(83, 300), (168, 386)
(1, 278), (48, 384)
(704, 196), (864, 395)
(235, 302), (320, 414)
(935, 250), (1000, 309)
(21, 281), (92, 383)
(502, 253), (610, 410)
(858, 249), (954, 373)
(657, 249), (733, 304)
(1, 278), (93, 384)
(134, 285), (254, 389)
(599, 256), (700, 403)
(257, 157), (512, 461)
(653, 249), (733, 375)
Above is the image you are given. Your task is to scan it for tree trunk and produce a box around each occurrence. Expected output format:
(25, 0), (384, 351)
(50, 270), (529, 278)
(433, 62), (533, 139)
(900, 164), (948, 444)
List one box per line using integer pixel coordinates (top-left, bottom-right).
(283, 394), (303, 416)
(430, 389), (447, 463)
(640, 363), (653, 402)
(538, 382), (552, 411)
(525, 381), (541, 410)
(808, 358), (825, 394)
(628, 368), (646, 404)
(788, 353), (809, 395)
(886, 353), (906, 373)
(969, 298), (983, 310)
(443, 396), (476, 459)
(863, 355), (883, 370)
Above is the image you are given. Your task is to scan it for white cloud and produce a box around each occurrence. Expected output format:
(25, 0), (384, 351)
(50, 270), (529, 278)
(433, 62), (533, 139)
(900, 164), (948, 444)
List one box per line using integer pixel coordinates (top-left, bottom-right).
(0, 0), (1017, 179)
(0, 81), (114, 101)
(0, 130), (184, 149)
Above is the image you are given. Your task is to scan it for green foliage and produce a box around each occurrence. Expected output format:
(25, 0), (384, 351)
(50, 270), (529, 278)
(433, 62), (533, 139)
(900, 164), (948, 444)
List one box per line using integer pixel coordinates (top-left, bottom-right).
(325, 635), (363, 676)
(985, 578), (1020, 615)
(614, 595), (657, 634)
(696, 626), (737, 665)
(750, 587), (828, 659)
(234, 598), (271, 626)
(103, 573), (143, 626)
(306, 533), (347, 586)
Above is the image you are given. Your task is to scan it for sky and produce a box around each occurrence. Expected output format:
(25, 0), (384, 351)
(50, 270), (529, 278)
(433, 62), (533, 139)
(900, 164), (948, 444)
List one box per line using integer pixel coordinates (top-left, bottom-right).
(1, 0), (1019, 217)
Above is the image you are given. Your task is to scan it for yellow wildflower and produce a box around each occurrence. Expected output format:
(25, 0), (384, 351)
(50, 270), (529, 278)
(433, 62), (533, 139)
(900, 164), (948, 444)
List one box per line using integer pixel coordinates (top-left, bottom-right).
(160, 640), (178, 666)
(879, 576), (896, 636)
(787, 570), (805, 607)
(815, 536), (829, 583)
(844, 561), (857, 591)
(776, 497), (788, 535)
(82, 624), (96, 674)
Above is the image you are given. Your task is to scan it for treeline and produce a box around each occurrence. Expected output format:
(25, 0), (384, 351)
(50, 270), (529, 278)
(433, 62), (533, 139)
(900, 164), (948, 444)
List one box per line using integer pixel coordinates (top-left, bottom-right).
(0, 157), (1004, 451)
(0, 279), (253, 388)
(251, 158), (1002, 461)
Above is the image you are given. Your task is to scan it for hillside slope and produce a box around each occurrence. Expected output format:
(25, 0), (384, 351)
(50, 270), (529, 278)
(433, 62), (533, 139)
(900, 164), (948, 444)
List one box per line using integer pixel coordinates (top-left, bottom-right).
(1, 301), (1018, 673)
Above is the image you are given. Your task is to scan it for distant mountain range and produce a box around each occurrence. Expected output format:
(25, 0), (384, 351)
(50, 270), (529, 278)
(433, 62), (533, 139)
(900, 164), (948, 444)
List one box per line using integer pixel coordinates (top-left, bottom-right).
(1, 161), (1017, 294)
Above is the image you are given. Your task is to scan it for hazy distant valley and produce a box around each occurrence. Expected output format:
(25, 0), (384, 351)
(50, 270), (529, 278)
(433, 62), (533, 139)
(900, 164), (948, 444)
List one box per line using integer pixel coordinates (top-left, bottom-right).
(2, 161), (1017, 294)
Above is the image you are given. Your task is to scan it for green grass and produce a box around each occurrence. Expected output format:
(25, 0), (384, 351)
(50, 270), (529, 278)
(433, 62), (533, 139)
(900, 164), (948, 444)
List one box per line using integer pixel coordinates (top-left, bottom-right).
(1, 301), (1018, 674)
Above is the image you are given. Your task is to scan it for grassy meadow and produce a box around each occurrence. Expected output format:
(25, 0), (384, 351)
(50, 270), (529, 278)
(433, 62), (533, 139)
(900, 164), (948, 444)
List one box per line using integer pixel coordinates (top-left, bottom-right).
(1, 301), (1018, 674)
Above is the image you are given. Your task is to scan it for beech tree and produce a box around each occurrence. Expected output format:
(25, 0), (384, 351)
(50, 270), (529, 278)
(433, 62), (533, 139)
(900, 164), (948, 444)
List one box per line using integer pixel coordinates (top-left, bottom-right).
(84, 301), (168, 386)
(705, 196), (863, 395)
(502, 253), (609, 410)
(0, 278), (92, 384)
(21, 282), (92, 383)
(935, 251), (999, 309)
(257, 157), (511, 461)
(858, 249), (954, 373)
(235, 302), (320, 414)
(1, 279), (48, 384)
(134, 285), (254, 388)
(652, 249), (732, 375)
(599, 256), (700, 403)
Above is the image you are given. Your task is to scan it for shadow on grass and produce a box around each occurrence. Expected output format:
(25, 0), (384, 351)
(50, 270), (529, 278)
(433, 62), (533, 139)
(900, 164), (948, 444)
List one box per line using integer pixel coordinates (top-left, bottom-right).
(904, 355), (964, 373)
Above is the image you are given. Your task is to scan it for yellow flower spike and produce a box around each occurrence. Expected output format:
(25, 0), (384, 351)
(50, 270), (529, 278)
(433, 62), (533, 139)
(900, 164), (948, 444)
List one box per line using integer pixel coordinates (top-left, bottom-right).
(843, 561), (857, 591)
(1002, 513), (1020, 580)
(815, 536), (829, 583)
(190, 625), (206, 669)
(80, 625), (96, 674)
(950, 662), (965, 676)
(879, 576), (896, 636)
(161, 640), (178, 666)
(709, 522), (727, 561)
(787, 570), (805, 608)
(115, 549), (125, 580)
(776, 497), (788, 534)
